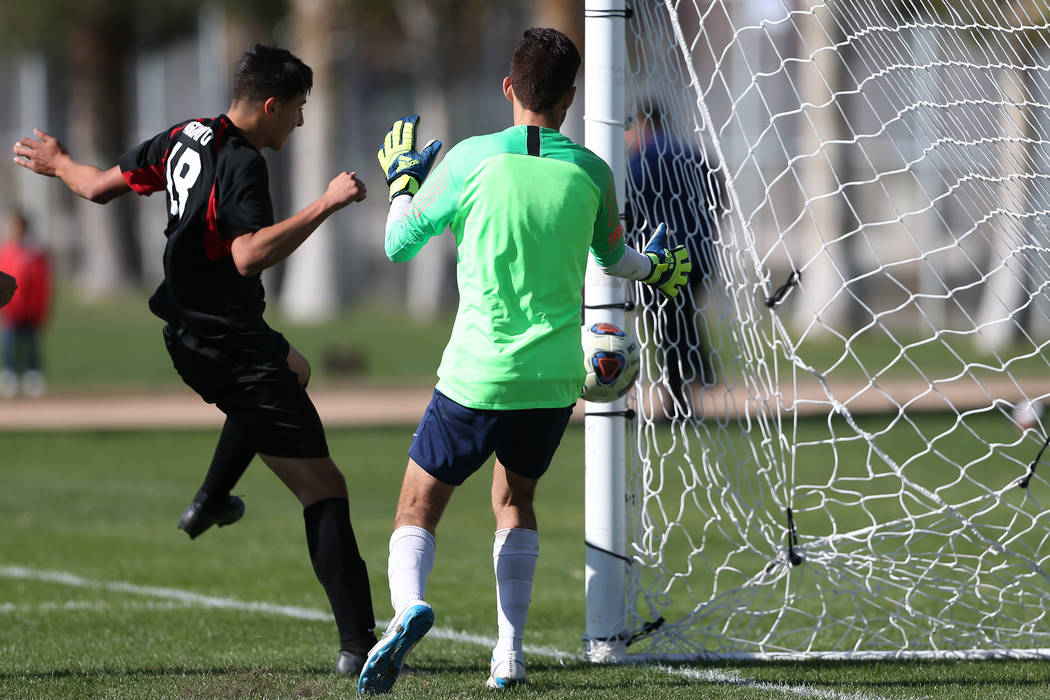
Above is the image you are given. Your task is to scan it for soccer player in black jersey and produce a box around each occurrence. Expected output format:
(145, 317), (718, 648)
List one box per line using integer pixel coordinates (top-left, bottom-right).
(12, 44), (377, 675)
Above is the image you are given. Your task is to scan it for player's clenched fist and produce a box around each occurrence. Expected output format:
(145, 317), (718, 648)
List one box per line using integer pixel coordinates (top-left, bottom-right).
(324, 171), (367, 210)
(12, 129), (69, 177)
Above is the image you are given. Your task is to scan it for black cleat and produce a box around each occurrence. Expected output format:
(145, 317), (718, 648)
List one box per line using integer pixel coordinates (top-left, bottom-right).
(178, 495), (245, 539)
(334, 650), (367, 676)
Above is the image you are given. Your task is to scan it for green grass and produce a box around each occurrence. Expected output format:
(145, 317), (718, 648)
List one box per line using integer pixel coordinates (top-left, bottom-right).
(36, 284), (1050, 396)
(4, 425), (1050, 698)
(39, 285), (455, 393)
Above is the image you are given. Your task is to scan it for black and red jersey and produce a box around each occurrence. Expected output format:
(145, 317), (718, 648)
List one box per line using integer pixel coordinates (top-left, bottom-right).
(119, 115), (274, 337)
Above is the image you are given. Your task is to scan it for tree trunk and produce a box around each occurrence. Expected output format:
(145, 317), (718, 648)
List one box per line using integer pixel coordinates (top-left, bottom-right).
(790, 4), (845, 334)
(392, 0), (456, 322)
(534, 0), (586, 142)
(280, 0), (343, 321)
(973, 58), (1032, 351)
(14, 53), (56, 260)
(67, 24), (136, 297)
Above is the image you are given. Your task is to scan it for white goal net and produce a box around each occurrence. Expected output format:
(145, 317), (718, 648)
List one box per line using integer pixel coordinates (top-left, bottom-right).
(618, 0), (1050, 659)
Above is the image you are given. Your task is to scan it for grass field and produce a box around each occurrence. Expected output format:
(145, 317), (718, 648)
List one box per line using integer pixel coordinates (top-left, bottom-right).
(5, 424), (1050, 699)
(32, 285), (1050, 395)
(39, 287), (455, 393)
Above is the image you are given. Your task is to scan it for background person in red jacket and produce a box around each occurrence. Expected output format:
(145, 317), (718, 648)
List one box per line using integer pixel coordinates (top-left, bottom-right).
(0, 209), (52, 398)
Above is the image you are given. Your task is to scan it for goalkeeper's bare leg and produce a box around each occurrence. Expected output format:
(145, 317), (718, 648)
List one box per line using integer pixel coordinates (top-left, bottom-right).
(179, 345), (313, 539)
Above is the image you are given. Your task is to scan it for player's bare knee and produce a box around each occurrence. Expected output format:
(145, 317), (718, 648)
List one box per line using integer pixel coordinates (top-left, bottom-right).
(492, 488), (534, 514)
(296, 362), (311, 388)
(394, 505), (442, 534)
(286, 345), (312, 387)
(395, 489), (447, 533)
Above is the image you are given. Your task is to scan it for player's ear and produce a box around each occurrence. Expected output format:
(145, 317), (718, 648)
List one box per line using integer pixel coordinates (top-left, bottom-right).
(503, 76), (514, 104)
(262, 97), (278, 117)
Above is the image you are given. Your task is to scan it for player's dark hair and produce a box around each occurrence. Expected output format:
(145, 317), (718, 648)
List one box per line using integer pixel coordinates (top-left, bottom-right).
(509, 28), (581, 112)
(232, 44), (313, 104)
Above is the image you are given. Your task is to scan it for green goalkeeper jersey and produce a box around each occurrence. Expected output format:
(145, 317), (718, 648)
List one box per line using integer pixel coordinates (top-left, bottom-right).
(386, 125), (626, 409)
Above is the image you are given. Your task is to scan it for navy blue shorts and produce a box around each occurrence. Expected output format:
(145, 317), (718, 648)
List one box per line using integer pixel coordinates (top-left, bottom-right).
(408, 389), (574, 486)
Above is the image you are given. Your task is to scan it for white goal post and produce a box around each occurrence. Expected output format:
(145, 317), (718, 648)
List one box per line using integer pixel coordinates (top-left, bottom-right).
(584, 0), (1050, 661)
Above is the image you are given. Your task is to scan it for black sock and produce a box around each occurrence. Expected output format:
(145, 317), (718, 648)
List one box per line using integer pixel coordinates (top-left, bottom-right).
(195, 418), (255, 507)
(304, 497), (377, 654)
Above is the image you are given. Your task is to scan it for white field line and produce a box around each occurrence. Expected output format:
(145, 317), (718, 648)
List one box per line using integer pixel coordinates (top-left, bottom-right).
(0, 600), (196, 613)
(653, 665), (897, 700)
(0, 565), (900, 700)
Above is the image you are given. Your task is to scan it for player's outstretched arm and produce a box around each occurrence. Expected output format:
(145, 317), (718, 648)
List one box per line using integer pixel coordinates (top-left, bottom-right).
(13, 129), (130, 204)
(0, 270), (16, 308)
(230, 170), (366, 276)
(640, 223), (692, 298)
(598, 223), (693, 298)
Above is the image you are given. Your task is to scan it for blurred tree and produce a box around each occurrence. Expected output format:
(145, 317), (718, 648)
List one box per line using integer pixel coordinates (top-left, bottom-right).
(0, 0), (283, 297)
(967, 0), (1049, 349)
(339, 0), (492, 320)
(534, 0), (584, 53)
(332, 0), (583, 320)
(889, 0), (1050, 348)
(391, 0), (487, 320)
(280, 0), (345, 321)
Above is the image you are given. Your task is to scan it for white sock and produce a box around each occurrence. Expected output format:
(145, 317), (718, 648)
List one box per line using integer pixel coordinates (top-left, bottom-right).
(387, 525), (436, 613)
(492, 527), (539, 655)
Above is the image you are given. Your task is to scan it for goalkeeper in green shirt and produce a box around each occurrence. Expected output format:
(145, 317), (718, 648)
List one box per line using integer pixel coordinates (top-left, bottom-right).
(358, 27), (690, 695)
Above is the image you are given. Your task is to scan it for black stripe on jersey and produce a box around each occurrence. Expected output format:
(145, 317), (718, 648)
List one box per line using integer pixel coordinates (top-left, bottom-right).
(527, 126), (541, 156)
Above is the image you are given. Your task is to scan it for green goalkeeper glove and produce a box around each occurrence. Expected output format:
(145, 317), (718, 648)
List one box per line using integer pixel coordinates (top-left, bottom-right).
(641, 223), (692, 298)
(377, 114), (442, 201)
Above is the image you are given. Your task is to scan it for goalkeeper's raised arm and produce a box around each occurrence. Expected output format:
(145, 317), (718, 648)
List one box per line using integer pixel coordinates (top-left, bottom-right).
(377, 115), (445, 262)
(377, 114), (690, 298)
(598, 222), (693, 298)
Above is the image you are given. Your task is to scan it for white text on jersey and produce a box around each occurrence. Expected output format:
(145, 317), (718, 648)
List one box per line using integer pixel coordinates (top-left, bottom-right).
(183, 121), (215, 146)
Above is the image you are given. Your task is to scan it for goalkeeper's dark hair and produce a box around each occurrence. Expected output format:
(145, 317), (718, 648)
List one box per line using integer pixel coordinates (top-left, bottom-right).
(232, 44), (313, 104)
(510, 28), (581, 112)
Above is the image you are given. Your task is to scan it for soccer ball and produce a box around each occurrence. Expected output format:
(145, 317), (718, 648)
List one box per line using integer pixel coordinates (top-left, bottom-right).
(581, 322), (640, 403)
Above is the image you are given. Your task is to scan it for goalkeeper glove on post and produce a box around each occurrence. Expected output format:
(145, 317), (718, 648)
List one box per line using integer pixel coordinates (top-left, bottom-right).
(641, 223), (692, 298)
(377, 114), (442, 201)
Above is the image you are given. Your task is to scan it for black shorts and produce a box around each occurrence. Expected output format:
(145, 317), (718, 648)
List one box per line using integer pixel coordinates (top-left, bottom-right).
(162, 323), (328, 459)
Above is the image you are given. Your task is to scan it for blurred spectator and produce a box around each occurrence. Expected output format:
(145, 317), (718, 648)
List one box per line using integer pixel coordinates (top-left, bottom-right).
(0, 210), (52, 398)
(626, 99), (720, 411)
(0, 271), (15, 308)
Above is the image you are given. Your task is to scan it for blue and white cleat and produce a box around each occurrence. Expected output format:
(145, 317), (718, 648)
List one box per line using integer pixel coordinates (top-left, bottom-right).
(357, 601), (434, 695)
(485, 650), (527, 689)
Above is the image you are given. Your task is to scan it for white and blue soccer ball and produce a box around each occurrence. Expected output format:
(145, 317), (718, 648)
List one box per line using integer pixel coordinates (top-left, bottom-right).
(581, 322), (640, 403)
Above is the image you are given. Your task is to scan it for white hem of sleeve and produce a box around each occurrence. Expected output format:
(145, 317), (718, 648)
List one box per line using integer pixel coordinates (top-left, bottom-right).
(600, 245), (653, 281)
(385, 193), (414, 233)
